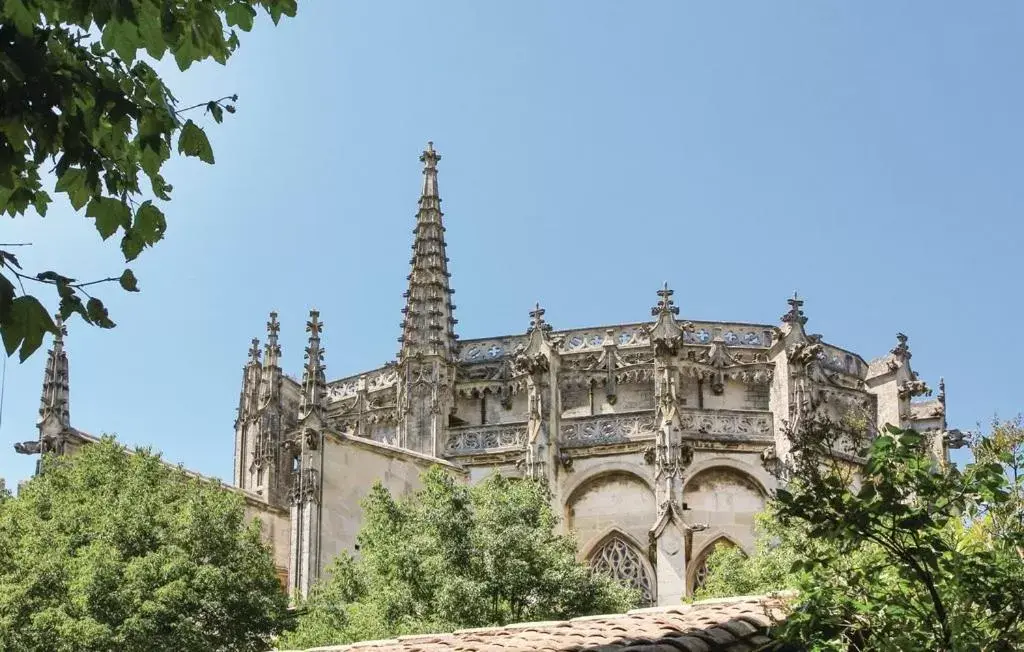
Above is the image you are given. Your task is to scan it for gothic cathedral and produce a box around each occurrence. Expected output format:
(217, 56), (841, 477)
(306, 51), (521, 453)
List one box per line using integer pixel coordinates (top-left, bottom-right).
(16, 144), (959, 606)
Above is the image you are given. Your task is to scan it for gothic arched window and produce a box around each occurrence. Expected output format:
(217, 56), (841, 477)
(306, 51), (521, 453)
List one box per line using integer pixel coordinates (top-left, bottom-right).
(590, 535), (655, 606)
(691, 538), (740, 593)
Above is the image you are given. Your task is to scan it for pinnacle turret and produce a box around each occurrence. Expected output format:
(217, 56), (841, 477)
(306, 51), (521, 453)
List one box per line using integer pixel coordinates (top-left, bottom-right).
(300, 309), (327, 419)
(38, 314), (70, 430)
(398, 142), (457, 361)
(260, 312), (282, 405)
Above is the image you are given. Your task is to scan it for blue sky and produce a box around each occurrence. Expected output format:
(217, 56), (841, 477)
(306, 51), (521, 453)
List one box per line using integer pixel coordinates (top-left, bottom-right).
(2, 2), (1022, 486)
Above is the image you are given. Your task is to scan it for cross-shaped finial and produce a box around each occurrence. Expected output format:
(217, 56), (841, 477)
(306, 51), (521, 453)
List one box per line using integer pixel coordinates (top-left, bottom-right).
(307, 309), (322, 338)
(651, 282), (680, 317)
(267, 311), (280, 338)
(248, 338), (261, 362)
(781, 292), (808, 326)
(420, 141), (441, 167)
(528, 302), (551, 333)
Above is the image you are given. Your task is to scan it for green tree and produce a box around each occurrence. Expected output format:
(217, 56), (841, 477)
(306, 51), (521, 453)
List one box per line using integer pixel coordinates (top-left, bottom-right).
(280, 468), (637, 649)
(692, 509), (801, 601)
(767, 416), (1024, 651)
(0, 0), (296, 361)
(0, 438), (289, 651)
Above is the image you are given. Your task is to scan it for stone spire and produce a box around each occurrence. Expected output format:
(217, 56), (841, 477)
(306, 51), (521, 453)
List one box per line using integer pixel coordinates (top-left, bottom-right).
(398, 141), (457, 361)
(300, 309), (327, 420)
(38, 315), (70, 431)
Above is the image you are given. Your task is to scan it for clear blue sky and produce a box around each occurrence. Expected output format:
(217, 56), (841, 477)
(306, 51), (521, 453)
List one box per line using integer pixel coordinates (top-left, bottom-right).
(2, 2), (1022, 486)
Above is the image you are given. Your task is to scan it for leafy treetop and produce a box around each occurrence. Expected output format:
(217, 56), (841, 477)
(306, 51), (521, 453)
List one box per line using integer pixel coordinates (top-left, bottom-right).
(0, 437), (289, 651)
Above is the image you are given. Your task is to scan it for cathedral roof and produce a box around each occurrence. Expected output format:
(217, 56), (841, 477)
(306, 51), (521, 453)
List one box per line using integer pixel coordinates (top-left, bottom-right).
(278, 594), (788, 651)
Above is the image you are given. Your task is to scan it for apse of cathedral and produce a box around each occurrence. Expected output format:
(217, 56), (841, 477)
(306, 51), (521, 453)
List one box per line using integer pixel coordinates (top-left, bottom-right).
(16, 143), (959, 606)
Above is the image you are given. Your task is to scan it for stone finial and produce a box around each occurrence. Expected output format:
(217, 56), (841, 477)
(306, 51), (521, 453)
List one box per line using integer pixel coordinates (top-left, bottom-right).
(938, 377), (946, 405)
(781, 292), (807, 326)
(891, 332), (911, 361)
(527, 302), (553, 334)
(248, 338), (261, 364)
(420, 141), (441, 198)
(264, 311), (281, 367)
(651, 281), (680, 317)
(647, 283), (689, 355)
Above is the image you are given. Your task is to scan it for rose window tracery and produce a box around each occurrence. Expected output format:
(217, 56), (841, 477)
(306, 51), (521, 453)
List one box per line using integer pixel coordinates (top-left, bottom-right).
(590, 536), (654, 606)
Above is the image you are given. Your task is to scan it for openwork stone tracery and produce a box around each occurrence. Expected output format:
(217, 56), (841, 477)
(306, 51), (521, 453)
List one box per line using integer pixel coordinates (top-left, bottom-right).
(589, 536), (655, 606)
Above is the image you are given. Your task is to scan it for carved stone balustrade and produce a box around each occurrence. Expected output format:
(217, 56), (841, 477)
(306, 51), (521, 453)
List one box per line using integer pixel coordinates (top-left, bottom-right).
(445, 424), (527, 455)
(560, 412), (658, 447)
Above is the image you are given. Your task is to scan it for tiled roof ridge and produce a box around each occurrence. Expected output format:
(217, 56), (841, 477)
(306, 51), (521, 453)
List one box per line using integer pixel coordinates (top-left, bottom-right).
(283, 593), (794, 652)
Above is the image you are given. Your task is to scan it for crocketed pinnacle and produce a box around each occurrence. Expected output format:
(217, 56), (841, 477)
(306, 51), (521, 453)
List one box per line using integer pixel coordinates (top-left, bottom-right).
(398, 142), (457, 361)
(300, 309), (327, 419)
(260, 312), (282, 404)
(38, 314), (70, 429)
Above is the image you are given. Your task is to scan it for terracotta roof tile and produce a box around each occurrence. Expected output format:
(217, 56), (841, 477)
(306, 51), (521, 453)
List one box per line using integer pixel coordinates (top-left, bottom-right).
(284, 595), (788, 652)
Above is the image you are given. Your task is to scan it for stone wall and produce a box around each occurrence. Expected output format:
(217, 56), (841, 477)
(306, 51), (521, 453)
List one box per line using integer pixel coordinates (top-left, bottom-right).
(243, 499), (291, 586)
(317, 434), (468, 577)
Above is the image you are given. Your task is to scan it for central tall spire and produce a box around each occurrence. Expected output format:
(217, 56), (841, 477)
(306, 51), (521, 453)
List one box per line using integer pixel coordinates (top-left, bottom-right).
(398, 141), (457, 361)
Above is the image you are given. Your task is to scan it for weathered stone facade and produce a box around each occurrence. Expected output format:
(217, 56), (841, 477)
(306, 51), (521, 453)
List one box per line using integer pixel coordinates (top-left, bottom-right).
(14, 144), (963, 606)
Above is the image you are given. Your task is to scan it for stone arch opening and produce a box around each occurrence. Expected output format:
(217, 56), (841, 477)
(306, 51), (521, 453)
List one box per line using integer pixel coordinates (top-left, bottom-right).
(689, 535), (745, 594)
(587, 531), (656, 607)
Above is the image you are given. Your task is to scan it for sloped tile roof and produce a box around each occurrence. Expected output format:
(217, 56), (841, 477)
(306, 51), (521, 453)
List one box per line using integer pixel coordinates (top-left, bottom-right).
(290, 595), (788, 652)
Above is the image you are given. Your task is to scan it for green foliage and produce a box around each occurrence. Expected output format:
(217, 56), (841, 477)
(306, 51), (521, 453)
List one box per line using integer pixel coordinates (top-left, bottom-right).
(769, 416), (1024, 651)
(0, 438), (289, 651)
(692, 510), (802, 601)
(0, 0), (296, 361)
(280, 469), (638, 649)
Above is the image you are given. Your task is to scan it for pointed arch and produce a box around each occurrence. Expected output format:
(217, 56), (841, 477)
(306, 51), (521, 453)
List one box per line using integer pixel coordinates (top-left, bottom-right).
(586, 529), (656, 606)
(688, 533), (747, 594)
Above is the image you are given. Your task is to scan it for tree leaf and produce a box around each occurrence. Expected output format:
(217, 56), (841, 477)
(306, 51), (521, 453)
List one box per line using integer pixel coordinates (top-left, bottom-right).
(177, 120), (215, 164)
(119, 269), (139, 292)
(1, 295), (56, 361)
(55, 168), (93, 211)
(225, 4), (256, 31)
(86, 197), (132, 240)
(85, 298), (115, 329)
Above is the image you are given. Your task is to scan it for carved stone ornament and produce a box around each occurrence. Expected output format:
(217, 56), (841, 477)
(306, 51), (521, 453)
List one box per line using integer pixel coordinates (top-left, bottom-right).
(898, 379), (932, 400)
(643, 446), (656, 465)
(303, 428), (320, 450)
(445, 424), (527, 454)
(14, 440), (43, 455)
(288, 468), (320, 505)
(558, 448), (574, 472)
